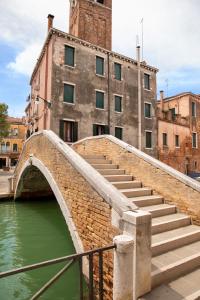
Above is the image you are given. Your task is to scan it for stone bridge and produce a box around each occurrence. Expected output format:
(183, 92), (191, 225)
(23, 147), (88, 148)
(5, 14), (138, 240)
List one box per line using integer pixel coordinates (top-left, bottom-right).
(13, 130), (200, 300)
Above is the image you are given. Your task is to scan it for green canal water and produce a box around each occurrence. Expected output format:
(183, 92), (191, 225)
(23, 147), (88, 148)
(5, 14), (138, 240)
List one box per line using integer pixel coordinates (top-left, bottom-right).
(0, 199), (82, 300)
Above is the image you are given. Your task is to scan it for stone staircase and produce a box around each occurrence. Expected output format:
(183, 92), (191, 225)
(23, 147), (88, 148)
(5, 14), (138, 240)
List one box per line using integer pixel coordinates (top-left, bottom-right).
(83, 154), (200, 299)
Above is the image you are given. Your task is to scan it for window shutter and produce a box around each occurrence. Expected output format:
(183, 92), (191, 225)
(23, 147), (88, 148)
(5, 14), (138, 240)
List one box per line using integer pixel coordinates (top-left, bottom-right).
(59, 120), (64, 140)
(105, 125), (110, 134)
(93, 124), (97, 136)
(114, 63), (121, 80)
(96, 91), (104, 109)
(96, 56), (104, 75)
(73, 122), (78, 142)
(65, 46), (75, 66)
(64, 84), (74, 103)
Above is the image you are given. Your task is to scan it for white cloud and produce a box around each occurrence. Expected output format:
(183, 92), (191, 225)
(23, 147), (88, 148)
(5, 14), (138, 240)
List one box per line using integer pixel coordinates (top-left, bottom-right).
(7, 43), (42, 76)
(1, 0), (200, 92)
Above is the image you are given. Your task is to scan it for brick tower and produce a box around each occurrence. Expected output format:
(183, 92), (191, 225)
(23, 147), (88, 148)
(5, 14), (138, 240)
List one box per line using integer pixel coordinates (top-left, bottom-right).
(69, 0), (112, 50)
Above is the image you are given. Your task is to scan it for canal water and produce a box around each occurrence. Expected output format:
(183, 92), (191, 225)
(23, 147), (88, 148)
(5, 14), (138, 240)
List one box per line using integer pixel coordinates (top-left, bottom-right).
(0, 198), (81, 300)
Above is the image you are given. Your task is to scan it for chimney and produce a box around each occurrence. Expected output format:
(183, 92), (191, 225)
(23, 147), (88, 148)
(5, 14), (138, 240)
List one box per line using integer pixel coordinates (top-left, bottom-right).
(47, 14), (54, 32)
(160, 90), (164, 111)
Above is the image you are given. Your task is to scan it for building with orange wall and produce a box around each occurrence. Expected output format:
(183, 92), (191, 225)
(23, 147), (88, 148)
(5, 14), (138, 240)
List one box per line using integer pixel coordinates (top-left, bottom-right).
(0, 117), (26, 170)
(157, 92), (200, 175)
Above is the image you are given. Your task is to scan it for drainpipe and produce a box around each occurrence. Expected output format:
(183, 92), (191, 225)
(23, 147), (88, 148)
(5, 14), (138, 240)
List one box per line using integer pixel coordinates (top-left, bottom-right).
(137, 46), (142, 151)
(107, 52), (111, 133)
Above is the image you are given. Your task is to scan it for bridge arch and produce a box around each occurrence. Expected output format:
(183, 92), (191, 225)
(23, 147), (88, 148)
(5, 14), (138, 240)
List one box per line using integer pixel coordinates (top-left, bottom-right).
(15, 155), (84, 253)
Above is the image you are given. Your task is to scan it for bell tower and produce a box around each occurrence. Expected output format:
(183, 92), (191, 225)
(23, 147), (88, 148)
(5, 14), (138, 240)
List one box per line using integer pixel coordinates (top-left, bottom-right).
(69, 0), (112, 50)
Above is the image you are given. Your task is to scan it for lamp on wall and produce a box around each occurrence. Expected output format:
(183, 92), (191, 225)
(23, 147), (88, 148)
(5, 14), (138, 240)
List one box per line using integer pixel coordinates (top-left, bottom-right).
(35, 95), (52, 109)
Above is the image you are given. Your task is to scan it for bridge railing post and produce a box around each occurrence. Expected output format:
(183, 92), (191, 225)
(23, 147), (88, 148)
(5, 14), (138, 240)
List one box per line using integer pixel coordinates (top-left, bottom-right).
(113, 234), (134, 300)
(122, 210), (152, 300)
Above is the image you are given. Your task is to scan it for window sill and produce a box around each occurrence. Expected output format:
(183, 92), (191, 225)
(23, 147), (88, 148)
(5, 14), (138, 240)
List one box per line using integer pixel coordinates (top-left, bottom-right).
(63, 102), (75, 105)
(145, 117), (152, 120)
(96, 108), (105, 111)
(145, 147), (153, 150)
(115, 111), (122, 114)
(96, 73), (106, 78)
(64, 64), (76, 69)
(144, 88), (151, 92)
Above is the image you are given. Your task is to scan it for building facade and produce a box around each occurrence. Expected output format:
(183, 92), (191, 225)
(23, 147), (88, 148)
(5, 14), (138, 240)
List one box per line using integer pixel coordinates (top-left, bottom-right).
(157, 92), (200, 175)
(0, 117), (26, 170)
(26, 0), (158, 156)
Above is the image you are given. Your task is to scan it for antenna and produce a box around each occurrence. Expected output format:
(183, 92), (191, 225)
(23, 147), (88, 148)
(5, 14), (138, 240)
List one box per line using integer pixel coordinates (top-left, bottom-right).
(165, 79), (169, 97)
(140, 18), (144, 61)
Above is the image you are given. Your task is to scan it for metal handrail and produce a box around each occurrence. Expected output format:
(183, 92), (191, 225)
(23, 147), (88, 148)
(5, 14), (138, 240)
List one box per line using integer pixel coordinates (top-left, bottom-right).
(0, 244), (116, 300)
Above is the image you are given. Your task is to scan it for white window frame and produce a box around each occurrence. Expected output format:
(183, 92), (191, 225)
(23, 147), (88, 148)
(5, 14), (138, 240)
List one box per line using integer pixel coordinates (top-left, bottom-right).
(145, 130), (153, 149)
(63, 81), (76, 105)
(95, 55), (105, 77)
(95, 89), (106, 111)
(114, 94), (123, 113)
(64, 44), (76, 68)
(192, 132), (198, 149)
(144, 102), (152, 119)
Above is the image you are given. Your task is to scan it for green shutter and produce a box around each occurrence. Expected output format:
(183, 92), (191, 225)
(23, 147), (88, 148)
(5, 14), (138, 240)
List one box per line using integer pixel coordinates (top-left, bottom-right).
(73, 122), (78, 142)
(114, 63), (121, 80)
(96, 56), (104, 75)
(59, 120), (64, 140)
(144, 74), (150, 90)
(93, 124), (97, 136)
(115, 127), (122, 140)
(96, 91), (104, 109)
(145, 103), (151, 118)
(64, 84), (74, 103)
(105, 125), (110, 134)
(65, 46), (75, 66)
(115, 96), (122, 112)
(146, 132), (152, 148)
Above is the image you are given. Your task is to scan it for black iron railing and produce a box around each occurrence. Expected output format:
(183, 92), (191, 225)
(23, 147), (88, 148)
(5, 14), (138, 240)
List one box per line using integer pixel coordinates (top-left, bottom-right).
(0, 244), (116, 300)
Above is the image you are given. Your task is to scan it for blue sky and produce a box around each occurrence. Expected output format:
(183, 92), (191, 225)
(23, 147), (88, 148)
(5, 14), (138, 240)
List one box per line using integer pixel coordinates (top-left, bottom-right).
(1, 0), (200, 117)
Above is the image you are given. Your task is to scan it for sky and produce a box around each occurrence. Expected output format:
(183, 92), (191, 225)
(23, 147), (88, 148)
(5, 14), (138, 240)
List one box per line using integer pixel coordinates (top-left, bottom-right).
(0, 0), (200, 117)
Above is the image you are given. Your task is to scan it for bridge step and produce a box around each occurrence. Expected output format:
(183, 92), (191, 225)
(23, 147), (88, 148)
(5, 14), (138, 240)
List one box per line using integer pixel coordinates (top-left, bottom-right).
(104, 175), (133, 182)
(142, 204), (176, 218)
(152, 213), (191, 235)
(152, 225), (200, 257)
(111, 181), (142, 189)
(92, 164), (118, 169)
(120, 187), (152, 198)
(99, 169), (125, 175)
(130, 195), (164, 207)
(151, 240), (200, 288)
(82, 155), (105, 159)
(86, 159), (112, 164)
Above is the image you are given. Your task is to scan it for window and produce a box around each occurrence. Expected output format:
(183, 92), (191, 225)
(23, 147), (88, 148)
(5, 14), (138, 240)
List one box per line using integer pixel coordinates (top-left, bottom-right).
(64, 84), (75, 103)
(1, 143), (6, 153)
(65, 45), (75, 67)
(97, 0), (104, 3)
(192, 132), (197, 148)
(145, 131), (152, 149)
(96, 91), (104, 109)
(192, 102), (196, 117)
(114, 63), (121, 81)
(96, 56), (104, 76)
(115, 96), (122, 112)
(163, 133), (168, 146)
(170, 108), (176, 120)
(144, 103), (151, 118)
(93, 124), (109, 136)
(6, 142), (10, 152)
(144, 73), (150, 90)
(13, 144), (18, 152)
(175, 135), (180, 147)
(59, 120), (78, 143)
(115, 127), (123, 140)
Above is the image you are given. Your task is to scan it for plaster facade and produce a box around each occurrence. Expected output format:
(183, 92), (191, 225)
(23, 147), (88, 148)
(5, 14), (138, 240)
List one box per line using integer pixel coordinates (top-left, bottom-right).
(157, 92), (200, 175)
(25, 0), (158, 157)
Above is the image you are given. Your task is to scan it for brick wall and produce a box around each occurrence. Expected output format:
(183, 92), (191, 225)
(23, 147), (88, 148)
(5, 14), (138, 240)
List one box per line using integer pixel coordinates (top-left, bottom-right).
(73, 136), (200, 225)
(14, 134), (119, 300)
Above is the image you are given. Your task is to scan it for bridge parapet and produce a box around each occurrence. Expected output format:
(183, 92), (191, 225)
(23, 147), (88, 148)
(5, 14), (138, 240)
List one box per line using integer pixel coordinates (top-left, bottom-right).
(14, 130), (150, 299)
(73, 135), (200, 226)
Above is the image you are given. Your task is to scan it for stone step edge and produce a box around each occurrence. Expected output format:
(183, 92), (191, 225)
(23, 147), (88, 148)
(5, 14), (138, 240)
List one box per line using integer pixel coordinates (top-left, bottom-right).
(152, 230), (200, 256)
(151, 253), (200, 288)
(152, 215), (191, 234)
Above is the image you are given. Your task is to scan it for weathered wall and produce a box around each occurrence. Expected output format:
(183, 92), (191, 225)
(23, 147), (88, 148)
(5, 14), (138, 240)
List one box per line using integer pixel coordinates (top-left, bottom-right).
(73, 136), (200, 225)
(14, 133), (119, 300)
(50, 31), (157, 156)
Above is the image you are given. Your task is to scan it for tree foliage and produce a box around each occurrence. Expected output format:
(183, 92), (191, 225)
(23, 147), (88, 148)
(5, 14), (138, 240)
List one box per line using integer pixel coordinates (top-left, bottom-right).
(0, 103), (10, 140)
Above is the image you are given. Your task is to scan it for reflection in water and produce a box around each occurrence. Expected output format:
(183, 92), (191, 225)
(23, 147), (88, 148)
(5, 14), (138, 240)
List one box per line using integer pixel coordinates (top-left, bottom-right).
(0, 199), (80, 300)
